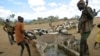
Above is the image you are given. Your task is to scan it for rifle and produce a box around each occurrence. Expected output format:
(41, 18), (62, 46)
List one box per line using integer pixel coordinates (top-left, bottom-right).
(94, 9), (100, 16)
(97, 10), (100, 13)
(86, 0), (88, 7)
(83, 0), (88, 10)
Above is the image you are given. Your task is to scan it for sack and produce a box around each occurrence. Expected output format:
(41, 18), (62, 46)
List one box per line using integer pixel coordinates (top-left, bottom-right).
(4, 22), (14, 33)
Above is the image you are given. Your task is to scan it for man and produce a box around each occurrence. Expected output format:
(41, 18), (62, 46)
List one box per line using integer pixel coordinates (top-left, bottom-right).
(3, 19), (14, 45)
(77, 0), (97, 56)
(14, 16), (31, 56)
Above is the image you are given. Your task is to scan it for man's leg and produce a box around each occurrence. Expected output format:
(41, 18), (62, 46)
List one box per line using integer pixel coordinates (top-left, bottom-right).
(80, 38), (85, 56)
(8, 32), (15, 45)
(82, 32), (90, 56)
(24, 41), (31, 56)
(8, 33), (13, 45)
(10, 33), (15, 43)
(18, 43), (25, 56)
(84, 40), (89, 55)
(85, 32), (90, 55)
(11, 33), (14, 41)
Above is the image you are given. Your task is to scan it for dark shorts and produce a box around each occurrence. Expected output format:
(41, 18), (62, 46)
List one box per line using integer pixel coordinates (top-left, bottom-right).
(17, 40), (27, 46)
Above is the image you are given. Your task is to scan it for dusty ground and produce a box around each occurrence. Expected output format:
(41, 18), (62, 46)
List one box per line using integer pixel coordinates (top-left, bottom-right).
(0, 18), (100, 56)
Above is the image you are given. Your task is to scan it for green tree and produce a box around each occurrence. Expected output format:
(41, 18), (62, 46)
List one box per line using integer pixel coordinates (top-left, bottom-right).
(48, 16), (58, 22)
(37, 17), (43, 21)
(63, 17), (68, 21)
(0, 17), (4, 25)
(71, 15), (80, 20)
(10, 14), (15, 18)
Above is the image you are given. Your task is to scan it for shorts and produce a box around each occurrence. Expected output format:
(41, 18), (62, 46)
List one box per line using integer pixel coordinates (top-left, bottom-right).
(17, 40), (27, 45)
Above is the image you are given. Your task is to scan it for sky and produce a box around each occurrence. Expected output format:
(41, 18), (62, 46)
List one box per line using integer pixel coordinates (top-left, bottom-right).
(0, 0), (100, 21)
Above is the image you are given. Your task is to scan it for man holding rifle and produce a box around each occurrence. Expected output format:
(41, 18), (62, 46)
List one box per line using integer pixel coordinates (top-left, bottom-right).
(77, 0), (99, 56)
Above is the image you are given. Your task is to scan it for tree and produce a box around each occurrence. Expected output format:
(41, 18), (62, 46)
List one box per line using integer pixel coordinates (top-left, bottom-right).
(44, 18), (47, 20)
(48, 16), (58, 22)
(75, 15), (80, 19)
(54, 16), (59, 20)
(63, 17), (68, 20)
(10, 14), (15, 18)
(37, 17), (43, 21)
(0, 17), (4, 25)
(70, 15), (80, 20)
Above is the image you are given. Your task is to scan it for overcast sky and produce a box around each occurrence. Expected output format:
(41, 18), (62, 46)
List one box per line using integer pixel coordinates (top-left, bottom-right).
(0, 0), (100, 20)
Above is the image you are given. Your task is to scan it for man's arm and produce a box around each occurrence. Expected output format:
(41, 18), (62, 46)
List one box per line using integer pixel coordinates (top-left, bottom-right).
(87, 7), (95, 19)
(20, 23), (34, 40)
(20, 23), (25, 34)
(3, 25), (8, 32)
(20, 23), (29, 37)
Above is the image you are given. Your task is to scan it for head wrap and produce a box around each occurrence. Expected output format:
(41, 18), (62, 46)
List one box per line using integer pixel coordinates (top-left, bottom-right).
(77, 0), (85, 11)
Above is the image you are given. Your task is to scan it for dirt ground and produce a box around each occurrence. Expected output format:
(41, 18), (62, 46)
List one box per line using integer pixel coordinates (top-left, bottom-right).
(0, 18), (100, 56)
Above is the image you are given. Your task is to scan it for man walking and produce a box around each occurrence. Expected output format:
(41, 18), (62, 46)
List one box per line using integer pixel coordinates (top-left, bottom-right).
(3, 19), (15, 45)
(14, 16), (31, 56)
